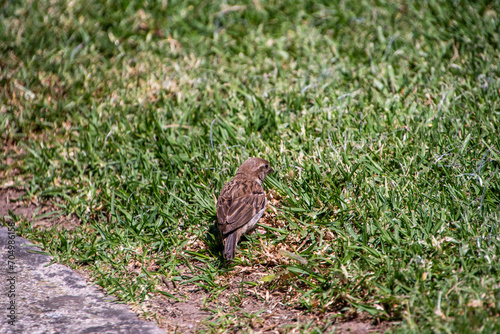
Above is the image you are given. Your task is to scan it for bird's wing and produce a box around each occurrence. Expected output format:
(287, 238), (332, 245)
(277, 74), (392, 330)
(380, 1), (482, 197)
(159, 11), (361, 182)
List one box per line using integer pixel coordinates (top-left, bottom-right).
(217, 180), (266, 235)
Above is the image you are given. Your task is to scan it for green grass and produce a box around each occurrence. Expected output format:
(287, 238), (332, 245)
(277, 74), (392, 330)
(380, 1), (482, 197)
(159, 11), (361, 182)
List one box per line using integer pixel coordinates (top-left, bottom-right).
(1, 0), (500, 332)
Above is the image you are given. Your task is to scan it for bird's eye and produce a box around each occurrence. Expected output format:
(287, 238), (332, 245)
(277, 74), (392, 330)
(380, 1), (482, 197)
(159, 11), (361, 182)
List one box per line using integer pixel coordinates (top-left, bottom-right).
(265, 164), (268, 169)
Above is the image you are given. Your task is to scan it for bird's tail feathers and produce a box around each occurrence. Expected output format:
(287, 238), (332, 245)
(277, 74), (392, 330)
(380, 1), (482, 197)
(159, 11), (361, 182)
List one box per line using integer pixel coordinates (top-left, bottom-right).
(224, 233), (237, 260)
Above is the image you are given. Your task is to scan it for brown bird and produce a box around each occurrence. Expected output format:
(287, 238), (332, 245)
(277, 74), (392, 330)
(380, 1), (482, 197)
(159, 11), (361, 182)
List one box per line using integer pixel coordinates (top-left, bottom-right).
(216, 157), (274, 260)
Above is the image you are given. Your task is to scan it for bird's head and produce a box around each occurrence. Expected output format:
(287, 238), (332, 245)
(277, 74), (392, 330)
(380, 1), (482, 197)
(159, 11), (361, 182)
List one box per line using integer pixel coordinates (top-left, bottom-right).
(236, 157), (274, 183)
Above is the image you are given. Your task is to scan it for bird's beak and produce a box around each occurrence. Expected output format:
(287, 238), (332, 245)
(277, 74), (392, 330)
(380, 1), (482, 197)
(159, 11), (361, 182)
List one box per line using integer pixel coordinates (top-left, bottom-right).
(269, 168), (274, 174)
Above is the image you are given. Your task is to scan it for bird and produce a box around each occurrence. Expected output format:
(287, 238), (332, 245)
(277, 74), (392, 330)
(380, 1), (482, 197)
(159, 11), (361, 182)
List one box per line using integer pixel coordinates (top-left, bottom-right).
(216, 157), (274, 260)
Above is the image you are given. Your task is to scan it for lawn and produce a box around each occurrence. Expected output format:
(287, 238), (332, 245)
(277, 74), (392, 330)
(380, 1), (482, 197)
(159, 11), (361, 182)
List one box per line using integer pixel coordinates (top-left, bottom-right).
(1, 0), (499, 332)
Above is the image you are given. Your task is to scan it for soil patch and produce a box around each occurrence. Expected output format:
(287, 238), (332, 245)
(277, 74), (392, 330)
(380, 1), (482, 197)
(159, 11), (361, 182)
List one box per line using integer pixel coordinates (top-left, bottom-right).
(0, 188), (79, 229)
(148, 265), (396, 333)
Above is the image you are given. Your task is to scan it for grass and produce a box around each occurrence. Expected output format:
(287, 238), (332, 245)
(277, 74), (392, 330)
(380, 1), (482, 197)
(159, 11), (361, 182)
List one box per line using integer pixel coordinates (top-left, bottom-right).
(1, 0), (500, 332)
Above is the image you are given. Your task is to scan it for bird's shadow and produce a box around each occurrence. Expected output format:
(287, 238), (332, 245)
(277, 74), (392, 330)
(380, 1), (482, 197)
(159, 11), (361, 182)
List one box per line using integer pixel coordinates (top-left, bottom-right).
(205, 222), (223, 255)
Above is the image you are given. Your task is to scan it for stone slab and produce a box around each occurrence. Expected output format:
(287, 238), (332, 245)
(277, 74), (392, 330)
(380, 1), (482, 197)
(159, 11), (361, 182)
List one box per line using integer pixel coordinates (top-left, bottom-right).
(0, 226), (164, 334)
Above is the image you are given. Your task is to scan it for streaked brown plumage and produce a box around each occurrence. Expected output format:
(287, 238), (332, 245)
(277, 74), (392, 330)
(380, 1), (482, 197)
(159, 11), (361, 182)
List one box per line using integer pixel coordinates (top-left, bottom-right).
(216, 157), (274, 260)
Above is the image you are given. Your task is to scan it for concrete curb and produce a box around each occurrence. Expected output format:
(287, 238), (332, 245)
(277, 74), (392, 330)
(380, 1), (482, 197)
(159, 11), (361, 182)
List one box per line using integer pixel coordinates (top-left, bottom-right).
(0, 227), (164, 334)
